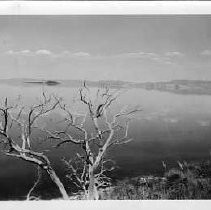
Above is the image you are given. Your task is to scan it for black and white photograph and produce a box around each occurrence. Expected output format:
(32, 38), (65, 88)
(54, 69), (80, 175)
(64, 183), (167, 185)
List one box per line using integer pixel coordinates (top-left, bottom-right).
(0, 2), (211, 210)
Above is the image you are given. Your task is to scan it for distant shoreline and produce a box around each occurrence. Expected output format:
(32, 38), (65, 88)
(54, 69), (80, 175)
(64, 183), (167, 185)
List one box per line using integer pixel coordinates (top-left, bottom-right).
(24, 80), (60, 86)
(1, 78), (211, 95)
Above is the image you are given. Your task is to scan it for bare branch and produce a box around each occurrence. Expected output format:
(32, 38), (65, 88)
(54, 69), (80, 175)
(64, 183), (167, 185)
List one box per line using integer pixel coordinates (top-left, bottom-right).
(27, 166), (42, 200)
(63, 158), (86, 190)
(43, 129), (84, 147)
(0, 95), (69, 200)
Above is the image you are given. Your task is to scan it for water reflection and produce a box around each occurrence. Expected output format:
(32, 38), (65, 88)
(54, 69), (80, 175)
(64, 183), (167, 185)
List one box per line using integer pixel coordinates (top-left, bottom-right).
(1, 84), (211, 199)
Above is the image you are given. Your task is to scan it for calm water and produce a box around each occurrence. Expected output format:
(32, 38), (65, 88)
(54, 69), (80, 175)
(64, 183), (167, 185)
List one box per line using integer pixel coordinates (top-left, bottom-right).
(1, 83), (211, 200)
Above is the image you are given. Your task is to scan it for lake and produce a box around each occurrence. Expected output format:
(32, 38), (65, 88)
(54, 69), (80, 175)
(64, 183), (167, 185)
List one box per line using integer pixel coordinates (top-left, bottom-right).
(1, 83), (211, 200)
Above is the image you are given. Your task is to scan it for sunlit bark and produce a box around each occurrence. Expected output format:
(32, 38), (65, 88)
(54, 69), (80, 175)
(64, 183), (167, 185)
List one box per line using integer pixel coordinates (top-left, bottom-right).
(0, 96), (69, 200)
(48, 83), (141, 200)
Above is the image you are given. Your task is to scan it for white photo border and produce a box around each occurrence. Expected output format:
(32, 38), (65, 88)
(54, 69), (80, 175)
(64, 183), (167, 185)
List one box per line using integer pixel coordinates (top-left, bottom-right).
(0, 1), (211, 15)
(0, 1), (211, 210)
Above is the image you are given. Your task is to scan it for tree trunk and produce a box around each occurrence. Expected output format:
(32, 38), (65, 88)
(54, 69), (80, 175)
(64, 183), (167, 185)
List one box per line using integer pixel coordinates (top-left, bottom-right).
(46, 167), (69, 200)
(87, 165), (99, 200)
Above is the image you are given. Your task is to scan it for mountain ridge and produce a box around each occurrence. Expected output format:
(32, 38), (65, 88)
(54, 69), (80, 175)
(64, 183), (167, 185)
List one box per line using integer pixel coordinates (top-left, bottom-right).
(1, 78), (211, 95)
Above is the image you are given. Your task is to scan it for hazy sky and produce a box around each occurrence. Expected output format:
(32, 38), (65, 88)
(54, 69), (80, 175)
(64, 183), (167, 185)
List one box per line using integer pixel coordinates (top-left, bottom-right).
(0, 15), (211, 82)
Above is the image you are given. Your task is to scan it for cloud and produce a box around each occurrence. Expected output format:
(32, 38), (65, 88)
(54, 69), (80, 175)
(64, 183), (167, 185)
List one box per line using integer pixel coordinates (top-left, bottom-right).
(116, 52), (164, 63)
(35, 49), (52, 55)
(117, 51), (184, 60)
(115, 51), (177, 65)
(21, 50), (31, 54)
(72, 52), (90, 57)
(5, 50), (15, 55)
(164, 51), (184, 58)
(118, 52), (159, 60)
(200, 50), (211, 56)
(5, 49), (32, 56)
(3, 49), (182, 65)
(4, 49), (91, 59)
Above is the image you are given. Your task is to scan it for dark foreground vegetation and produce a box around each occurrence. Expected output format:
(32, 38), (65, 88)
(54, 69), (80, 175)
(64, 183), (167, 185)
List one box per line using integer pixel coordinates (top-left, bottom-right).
(70, 160), (211, 200)
(99, 160), (211, 200)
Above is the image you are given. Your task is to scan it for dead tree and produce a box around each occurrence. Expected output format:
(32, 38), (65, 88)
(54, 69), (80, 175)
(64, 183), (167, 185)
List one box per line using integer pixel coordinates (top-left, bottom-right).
(0, 95), (69, 200)
(46, 83), (141, 200)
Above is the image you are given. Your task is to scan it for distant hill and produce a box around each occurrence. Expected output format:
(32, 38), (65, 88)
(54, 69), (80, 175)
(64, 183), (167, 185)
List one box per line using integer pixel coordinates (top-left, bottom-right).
(131, 80), (211, 95)
(24, 80), (60, 86)
(0, 78), (132, 89)
(1, 78), (211, 95)
(0, 79), (61, 86)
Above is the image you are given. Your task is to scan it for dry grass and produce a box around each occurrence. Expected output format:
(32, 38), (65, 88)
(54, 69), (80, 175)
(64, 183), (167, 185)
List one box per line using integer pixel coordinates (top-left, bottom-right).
(98, 160), (211, 200)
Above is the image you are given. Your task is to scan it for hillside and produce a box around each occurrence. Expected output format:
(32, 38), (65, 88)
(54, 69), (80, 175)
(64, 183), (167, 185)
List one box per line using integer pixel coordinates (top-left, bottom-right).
(1, 78), (211, 95)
